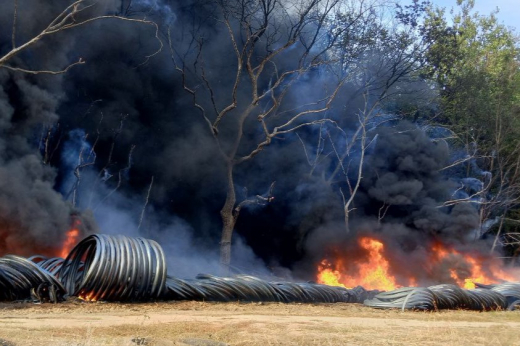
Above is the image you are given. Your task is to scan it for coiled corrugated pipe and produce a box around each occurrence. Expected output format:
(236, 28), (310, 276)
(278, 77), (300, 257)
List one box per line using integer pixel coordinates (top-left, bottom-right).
(57, 234), (167, 301)
(0, 255), (65, 301)
(364, 282), (520, 311)
(165, 274), (374, 303)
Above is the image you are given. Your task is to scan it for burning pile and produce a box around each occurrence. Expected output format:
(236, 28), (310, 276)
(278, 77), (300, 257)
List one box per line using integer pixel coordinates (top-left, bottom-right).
(0, 233), (519, 311)
(317, 237), (403, 291)
(1, 233), (374, 304)
(317, 236), (520, 291)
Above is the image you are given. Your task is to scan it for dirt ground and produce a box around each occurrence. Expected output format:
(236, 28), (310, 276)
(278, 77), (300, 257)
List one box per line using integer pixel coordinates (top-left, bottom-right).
(0, 300), (520, 346)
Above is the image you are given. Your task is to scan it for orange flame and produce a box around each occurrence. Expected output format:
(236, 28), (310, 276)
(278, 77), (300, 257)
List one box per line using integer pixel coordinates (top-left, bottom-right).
(59, 228), (80, 259)
(430, 242), (518, 289)
(78, 291), (97, 302)
(317, 237), (400, 291)
(317, 260), (348, 288)
(317, 236), (519, 291)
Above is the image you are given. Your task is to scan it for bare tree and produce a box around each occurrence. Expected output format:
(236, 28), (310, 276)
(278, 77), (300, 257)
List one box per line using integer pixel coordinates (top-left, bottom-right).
(169, 0), (371, 272)
(298, 18), (429, 234)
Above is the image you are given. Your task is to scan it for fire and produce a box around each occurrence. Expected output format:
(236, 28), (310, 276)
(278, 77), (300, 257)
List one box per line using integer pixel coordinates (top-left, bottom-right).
(430, 242), (518, 289)
(59, 228), (80, 259)
(357, 238), (398, 291)
(317, 236), (519, 291)
(78, 291), (97, 302)
(317, 237), (399, 291)
(317, 260), (348, 288)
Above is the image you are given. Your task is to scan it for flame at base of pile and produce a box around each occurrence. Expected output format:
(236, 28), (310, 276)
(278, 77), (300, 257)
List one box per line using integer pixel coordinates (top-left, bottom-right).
(317, 236), (520, 292)
(0, 233), (519, 311)
(23, 234), (377, 304)
(317, 237), (403, 291)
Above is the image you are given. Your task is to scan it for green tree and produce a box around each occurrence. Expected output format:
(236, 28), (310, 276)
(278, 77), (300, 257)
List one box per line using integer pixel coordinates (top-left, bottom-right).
(421, 0), (520, 248)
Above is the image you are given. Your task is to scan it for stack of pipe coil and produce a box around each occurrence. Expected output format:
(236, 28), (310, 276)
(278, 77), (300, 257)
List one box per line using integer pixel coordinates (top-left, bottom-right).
(166, 274), (373, 303)
(0, 233), (518, 311)
(479, 282), (520, 310)
(24, 234), (374, 304)
(364, 282), (520, 311)
(30, 255), (68, 277)
(57, 234), (168, 301)
(0, 255), (65, 301)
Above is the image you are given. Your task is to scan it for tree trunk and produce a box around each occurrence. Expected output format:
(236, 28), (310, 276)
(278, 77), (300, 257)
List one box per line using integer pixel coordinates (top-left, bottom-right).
(490, 210), (507, 254)
(219, 162), (236, 275)
(344, 207), (350, 234)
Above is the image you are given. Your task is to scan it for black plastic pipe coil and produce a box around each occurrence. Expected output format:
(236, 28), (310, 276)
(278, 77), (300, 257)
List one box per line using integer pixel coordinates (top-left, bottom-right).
(57, 234), (167, 301)
(0, 255), (65, 301)
(0, 234), (517, 311)
(364, 282), (520, 311)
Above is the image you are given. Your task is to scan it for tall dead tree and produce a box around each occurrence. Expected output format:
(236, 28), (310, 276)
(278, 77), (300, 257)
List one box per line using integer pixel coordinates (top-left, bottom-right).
(169, 0), (369, 272)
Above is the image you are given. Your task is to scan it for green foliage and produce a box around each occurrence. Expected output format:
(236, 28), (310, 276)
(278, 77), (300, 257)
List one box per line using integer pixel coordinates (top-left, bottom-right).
(420, 1), (520, 249)
(421, 0), (520, 156)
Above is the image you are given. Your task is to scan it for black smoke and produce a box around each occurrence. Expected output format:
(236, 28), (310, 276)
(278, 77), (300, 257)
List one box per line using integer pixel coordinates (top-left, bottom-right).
(362, 122), (479, 244)
(0, 0), (113, 256)
(0, 0), (489, 282)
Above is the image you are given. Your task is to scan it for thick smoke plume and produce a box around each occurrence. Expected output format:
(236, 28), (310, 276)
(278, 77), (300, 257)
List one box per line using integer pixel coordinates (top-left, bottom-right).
(294, 121), (484, 285)
(0, 1), (100, 255)
(0, 0), (509, 283)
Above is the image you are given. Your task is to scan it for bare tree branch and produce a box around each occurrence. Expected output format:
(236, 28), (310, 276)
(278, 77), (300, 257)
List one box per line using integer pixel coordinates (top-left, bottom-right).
(12, 0), (18, 49)
(138, 176), (154, 233)
(0, 0), (162, 74)
(94, 145), (135, 211)
(2, 58), (85, 75)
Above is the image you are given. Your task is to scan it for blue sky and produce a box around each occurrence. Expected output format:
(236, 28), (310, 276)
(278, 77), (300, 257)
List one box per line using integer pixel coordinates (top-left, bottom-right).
(403, 0), (518, 31)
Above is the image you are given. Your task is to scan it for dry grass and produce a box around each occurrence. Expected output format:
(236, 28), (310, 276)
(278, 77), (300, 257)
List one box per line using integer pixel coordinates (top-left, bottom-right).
(0, 301), (519, 345)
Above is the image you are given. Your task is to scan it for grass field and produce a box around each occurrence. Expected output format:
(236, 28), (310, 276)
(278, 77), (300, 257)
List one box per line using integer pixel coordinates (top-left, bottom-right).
(0, 300), (519, 345)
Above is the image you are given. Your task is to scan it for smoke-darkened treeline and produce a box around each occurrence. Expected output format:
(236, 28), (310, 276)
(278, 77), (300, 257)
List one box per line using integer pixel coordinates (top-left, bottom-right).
(0, 0), (518, 279)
